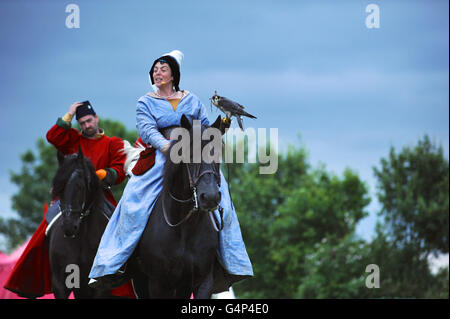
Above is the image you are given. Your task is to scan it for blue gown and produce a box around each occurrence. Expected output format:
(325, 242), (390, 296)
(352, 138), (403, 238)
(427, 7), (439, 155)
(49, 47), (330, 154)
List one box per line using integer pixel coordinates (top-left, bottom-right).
(89, 92), (254, 287)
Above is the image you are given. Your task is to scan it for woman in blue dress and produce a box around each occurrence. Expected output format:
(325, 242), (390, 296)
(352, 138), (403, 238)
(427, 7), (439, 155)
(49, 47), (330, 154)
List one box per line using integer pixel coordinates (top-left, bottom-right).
(88, 50), (253, 292)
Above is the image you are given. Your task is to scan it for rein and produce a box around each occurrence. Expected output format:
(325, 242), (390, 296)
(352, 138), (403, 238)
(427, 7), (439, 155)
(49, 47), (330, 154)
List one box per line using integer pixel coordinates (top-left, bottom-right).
(162, 162), (223, 231)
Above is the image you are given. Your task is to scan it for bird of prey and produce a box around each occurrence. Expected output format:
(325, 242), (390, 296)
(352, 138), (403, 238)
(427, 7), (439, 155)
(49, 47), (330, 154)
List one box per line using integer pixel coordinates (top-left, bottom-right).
(209, 91), (257, 130)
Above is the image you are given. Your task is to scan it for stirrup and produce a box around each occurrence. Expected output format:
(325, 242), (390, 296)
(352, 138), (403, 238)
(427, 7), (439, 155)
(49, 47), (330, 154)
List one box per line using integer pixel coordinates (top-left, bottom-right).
(88, 278), (100, 288)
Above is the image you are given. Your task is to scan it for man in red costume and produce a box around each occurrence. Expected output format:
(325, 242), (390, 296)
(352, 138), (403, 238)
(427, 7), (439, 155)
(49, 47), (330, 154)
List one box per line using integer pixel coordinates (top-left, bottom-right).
(4, 101), (135, 298)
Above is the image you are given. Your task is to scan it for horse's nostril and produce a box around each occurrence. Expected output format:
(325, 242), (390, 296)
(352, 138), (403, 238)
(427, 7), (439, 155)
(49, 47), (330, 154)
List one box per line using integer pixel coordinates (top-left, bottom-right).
(201, 192), (214, 203)
(199, 192), (221, 208)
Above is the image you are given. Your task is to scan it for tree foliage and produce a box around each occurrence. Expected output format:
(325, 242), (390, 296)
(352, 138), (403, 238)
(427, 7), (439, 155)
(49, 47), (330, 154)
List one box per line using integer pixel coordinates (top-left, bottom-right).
(227, 141), (371, 298)
(369, 135), (449, 298)
(279, 135), (449, 299)
(373, 135), (449, 255)
(229, 135), (448, 298)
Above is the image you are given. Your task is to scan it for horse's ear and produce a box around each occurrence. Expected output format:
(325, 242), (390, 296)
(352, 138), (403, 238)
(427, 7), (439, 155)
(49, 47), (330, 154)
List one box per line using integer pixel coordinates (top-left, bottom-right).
(77, 147), (92, 187)
(211, 115), (221, 130)
(77, 146), (84, 160)
(180, 114), (191, 130)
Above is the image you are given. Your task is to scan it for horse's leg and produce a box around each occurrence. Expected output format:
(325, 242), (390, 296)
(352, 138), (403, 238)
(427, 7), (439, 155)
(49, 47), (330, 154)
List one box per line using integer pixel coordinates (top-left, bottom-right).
(129, 267), (149, 299)
(130, 274), (149, 299)
(74, 282), (109, 299)
(193, 270), (214, 299)
(76, 285), (110, 299)
(125, 255), (148, 299)
(147, 276), (175, 298)
(51, 272), (71, 299)
(175, 284), (194, 299)
(172, 277), (194, 299)
(49, 223), (72, 299)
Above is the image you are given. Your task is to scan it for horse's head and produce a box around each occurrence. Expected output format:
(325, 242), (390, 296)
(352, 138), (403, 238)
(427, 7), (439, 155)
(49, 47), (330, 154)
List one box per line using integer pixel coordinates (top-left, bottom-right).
(165, 114), (223, 212)
(52, 147), (99, 238)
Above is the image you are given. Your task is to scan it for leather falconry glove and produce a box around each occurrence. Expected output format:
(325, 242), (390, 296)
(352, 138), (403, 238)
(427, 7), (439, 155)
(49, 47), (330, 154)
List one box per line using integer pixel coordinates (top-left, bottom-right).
(96, 169), (107, 180)
(96, 168), (117, 189)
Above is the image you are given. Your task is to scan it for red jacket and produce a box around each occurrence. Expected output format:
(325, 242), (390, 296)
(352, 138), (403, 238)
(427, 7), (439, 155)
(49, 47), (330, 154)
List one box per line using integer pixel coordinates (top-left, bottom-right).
(46, 119), (126, 204)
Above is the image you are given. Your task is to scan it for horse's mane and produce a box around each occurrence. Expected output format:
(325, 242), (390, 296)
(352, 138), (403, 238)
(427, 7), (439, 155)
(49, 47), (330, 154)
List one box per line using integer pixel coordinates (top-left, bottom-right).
(162, 123), (211, 191)
(51, 154), (102, 202)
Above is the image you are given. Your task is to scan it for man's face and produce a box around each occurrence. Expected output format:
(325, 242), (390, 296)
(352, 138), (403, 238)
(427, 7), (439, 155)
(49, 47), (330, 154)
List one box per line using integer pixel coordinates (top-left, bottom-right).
(78, 114), (99, 137)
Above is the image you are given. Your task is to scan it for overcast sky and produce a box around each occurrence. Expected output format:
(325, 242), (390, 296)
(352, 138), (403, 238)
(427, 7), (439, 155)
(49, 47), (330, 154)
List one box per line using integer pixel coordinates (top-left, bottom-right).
(0, 0), (448, 245)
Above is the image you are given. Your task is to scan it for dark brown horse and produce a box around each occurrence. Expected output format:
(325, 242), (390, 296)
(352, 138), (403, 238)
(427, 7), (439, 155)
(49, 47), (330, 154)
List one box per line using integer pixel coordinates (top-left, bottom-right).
(47, 148), (113, 298)
(130, 115), (224, 299)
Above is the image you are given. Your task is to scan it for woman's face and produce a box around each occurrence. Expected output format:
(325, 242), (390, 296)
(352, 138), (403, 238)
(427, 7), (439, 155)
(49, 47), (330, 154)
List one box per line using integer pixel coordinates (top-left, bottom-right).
(153, 61), (173, 89)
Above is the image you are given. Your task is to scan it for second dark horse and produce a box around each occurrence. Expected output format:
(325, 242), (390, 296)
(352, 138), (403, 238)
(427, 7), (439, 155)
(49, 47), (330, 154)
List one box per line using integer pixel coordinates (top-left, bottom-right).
(48, 149), (119, 298)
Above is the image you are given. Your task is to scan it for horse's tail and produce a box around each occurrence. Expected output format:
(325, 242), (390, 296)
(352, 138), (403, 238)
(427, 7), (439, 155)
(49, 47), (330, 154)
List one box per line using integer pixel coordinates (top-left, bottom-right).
(121, 140), (145, 177)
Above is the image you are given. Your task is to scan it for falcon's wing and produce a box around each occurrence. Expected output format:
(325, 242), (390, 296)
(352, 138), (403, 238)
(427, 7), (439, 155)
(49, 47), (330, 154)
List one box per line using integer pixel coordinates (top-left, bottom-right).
(218, 96), (256, 118)
(218, 97), (241, 112)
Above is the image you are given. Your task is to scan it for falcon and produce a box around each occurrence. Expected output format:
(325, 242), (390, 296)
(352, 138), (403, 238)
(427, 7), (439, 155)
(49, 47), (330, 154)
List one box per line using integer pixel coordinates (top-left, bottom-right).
(209, 91), (257, 130)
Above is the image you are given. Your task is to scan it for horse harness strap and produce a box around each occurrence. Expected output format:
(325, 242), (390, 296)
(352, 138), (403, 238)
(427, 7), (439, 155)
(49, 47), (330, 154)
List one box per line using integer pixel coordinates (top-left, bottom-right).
(81, 200), (95, 219)
(162, 204), (196, 228)
(162, 198), (224, 231)
(59, 168), (96, 220)
(161, 135), (223, 230)
(167, 163), (220, 208)
(163, 163), (224, 231)
(186, 166), (221, 189)
(60, 197), (95, 220)
(209, 206), (224, 232)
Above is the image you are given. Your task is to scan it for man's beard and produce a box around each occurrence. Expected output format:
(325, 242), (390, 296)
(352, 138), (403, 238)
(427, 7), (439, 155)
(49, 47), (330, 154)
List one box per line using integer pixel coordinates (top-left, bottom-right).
(82, 128), (98, 138)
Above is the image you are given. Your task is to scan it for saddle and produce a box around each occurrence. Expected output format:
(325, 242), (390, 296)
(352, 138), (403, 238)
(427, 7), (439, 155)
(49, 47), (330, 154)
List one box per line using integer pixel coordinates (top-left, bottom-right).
(131, 127), (176, 176)
(131, 146), (156, 176)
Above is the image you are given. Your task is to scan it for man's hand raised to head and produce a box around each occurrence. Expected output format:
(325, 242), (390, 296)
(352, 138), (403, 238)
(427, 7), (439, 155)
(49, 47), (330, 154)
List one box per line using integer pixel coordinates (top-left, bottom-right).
(68, 102), (84, 116)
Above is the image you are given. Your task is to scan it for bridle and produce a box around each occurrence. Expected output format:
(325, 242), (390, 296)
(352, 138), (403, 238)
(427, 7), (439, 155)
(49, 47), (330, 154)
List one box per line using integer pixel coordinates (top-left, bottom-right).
(60, 199), (95, 221)
(162, 160), (224, 231)
(60, 169), (95, 222)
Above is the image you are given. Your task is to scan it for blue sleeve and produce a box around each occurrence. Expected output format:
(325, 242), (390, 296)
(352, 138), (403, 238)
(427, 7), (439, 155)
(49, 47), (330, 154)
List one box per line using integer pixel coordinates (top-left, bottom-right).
(197, 99), (210, 126)
(136, 100), (169, 150)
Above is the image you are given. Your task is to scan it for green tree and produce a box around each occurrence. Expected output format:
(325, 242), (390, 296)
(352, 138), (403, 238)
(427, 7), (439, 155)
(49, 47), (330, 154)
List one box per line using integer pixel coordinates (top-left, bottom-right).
(253, 135), (449, 299)
(295, 234), (372, 298)
(228, 139), (371, 298)
(1, 138), (57, 250)
(373, 135), (449, 255)
(269, 166), (370, 298)
(0, 118), (137, 250)
(363, 226), (448, 298)
(369, 135), (449, 298)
